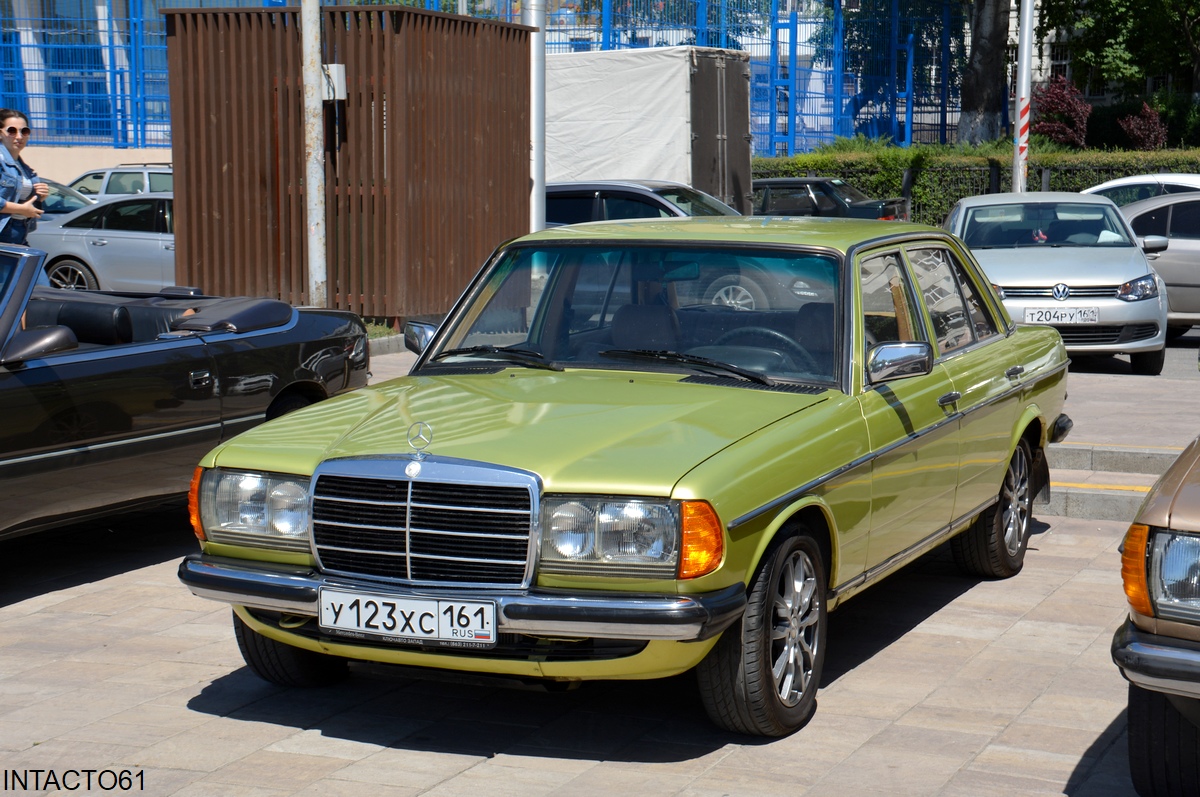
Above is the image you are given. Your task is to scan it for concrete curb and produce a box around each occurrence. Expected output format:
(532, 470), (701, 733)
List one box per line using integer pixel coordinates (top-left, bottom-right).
(1047, 442), (1183, 476)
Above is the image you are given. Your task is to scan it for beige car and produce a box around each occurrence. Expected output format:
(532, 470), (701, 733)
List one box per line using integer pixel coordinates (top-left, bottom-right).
(1113, 437), (1200, 795)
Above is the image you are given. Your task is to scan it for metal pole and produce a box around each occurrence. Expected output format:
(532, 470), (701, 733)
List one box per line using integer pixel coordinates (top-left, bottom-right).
(1013, 0), (1033, 192)
(523, 0), (546, 232)
(301, 0), (327, 306)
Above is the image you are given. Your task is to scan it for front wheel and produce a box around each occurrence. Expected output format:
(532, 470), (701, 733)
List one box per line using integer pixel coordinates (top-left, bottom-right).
(697, 530), (827, 736)
(952, 438), (1033, 579)
(1131, 348), (1166, 376)
(233, 611), (348, 687)
(1127, 683), (1200, 796)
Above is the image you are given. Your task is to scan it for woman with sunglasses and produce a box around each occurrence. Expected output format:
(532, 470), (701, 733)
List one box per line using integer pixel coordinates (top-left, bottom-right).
(0, 109), (48, 246)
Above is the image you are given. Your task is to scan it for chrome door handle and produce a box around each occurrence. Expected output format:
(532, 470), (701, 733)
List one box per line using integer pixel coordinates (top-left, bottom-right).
(190, 370), (213, 389)
(1006, 366), (1025, 379)
(164, 243), (175, 251)
(89, 239), (108, 246)
(938, 391), (961, 407)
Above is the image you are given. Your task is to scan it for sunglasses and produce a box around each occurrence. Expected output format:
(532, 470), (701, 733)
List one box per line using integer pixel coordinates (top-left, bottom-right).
(4, 127), (31, 137)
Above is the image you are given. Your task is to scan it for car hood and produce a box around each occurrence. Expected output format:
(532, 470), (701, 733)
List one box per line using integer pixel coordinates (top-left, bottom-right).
(208, 369), (828, 495)
(971, 246), (1151, 286)
(1138, 436), (1200, 533)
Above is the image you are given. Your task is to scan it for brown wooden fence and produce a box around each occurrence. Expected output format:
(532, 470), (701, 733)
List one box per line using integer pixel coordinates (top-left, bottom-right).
(164, 7), (531, 320)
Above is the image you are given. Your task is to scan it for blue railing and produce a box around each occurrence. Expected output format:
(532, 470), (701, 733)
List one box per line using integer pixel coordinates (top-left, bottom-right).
(0, 0), (963, 154)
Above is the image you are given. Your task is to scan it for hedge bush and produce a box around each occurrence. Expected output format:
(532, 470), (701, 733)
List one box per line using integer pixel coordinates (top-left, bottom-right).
(753, 144), (1200, 225)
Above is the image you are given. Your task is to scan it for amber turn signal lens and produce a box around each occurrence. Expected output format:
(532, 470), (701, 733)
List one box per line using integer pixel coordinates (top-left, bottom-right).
(680, 501), (723, 579)
(188, 467), (206, 542)
(1121, 523), (1154, 617)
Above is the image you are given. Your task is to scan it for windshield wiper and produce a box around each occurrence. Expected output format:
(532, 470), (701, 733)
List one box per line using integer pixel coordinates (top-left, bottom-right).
(432, 345), (563, 372)
(599, 349), (776, 387)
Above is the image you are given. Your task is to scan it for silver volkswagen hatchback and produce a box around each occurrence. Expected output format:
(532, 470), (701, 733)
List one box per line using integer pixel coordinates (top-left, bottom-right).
(945, 192), (1169, 375)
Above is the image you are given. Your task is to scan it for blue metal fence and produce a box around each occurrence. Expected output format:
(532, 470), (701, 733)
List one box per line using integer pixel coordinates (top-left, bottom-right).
(0, 0), (963, 154)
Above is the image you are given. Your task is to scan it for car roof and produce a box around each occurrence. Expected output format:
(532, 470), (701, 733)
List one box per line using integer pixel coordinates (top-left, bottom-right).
(518, 215), (943, 252)
(1119, 192), (1200, 216)
(1084, 173), (1200, 192)
(546, 179), (692, 192)
(36, 191), (173, 224)
(753, 177), (846, 185)
(953, 191), (1118, 208)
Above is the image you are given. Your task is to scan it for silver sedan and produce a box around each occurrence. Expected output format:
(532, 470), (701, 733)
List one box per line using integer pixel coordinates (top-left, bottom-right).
(944, 191), (1169, 375)
(26, 192), (174, 292)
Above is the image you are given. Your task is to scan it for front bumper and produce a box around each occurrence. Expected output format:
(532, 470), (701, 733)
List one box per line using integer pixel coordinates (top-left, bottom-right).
(1003, 296), (1166, 355)
(179, 553), (746, 643)
(1111, 618), (1200, 700)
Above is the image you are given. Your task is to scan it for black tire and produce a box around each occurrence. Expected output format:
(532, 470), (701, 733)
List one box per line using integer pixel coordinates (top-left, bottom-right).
(1166, 325), (1192, 341)
(697, 530), (827, 736)
(1128, 683), (1200, 796)
(233, 611), (348, 688)
(704, 275), (769, 311)
(266, 392), (314, 421)
(46, 258), (98, 290)
(952, 438), (1033, 579)
(1131, 348), (1166, 376)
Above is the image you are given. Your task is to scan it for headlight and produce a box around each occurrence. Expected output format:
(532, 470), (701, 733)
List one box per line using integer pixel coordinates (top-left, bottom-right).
(539, 497), (723, 579)
(1118, 274), (1159, 302)
(1150, 530), (1200, 622)
(197, 469), (312, 552)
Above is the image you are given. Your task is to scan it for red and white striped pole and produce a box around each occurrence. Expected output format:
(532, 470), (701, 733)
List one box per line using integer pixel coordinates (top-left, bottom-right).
(1013, 0), (1034, 193)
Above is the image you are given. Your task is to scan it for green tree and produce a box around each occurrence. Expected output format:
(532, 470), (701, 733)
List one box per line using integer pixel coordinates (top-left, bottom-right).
(958, 0), (1012, 144)
(1038, 0), (1200, 98)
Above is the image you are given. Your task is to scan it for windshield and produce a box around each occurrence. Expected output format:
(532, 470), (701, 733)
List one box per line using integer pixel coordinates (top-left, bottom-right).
(653, 187), (740, 217)
(824, 180), (872, 204)
(426, 244), (841, 384)
(961, 202), (1134, 249)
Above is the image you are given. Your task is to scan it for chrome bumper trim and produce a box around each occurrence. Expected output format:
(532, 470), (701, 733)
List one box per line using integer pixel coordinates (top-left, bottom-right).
(1112, 619), (1200, 700)
(179, 553), (746, 642)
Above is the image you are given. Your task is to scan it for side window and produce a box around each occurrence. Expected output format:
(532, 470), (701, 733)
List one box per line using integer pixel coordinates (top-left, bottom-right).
(106, 172), (145, 194)
(148, 173), (173, 193)
(1097, 184), (1155, 206)
(859, 251), (925, 353)
(70, 172), (105, 195)
(1131, 208), (1168, 237)
(1168, 201), (1200, 239)
(545, 193), (594, 226)
(1163, 184), (1200, 195)
(908, 246), (993, 354)
(101, 200), (158, 232)
(62, 206), (105, 230)
(602, 194), (671, 220)
(811, 186), (840, 215)
(767, 188), (816, 216)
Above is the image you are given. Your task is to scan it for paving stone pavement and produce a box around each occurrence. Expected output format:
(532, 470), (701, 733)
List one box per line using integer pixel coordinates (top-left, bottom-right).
(0, 508), (1137, 796)
(3, 341), (1186, 796)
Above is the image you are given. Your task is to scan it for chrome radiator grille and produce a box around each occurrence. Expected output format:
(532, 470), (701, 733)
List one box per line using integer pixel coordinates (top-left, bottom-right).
(311, 460), (537, 587)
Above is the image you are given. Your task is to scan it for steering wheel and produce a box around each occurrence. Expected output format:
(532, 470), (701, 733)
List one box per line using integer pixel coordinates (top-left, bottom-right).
(713, 326), (822, 373)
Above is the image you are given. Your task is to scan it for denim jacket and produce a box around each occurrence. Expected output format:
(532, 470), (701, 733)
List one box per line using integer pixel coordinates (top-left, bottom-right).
(0, 146), (37, 237)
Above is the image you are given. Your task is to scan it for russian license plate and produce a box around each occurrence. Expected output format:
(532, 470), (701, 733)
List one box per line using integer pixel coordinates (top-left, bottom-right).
(1024, 306), (1099, 324)
(318, 587), (496, 647)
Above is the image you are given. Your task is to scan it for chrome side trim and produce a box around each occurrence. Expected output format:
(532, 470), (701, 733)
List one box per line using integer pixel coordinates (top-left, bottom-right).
(0, 422), (223, 468)
(828, 497), (996, 602)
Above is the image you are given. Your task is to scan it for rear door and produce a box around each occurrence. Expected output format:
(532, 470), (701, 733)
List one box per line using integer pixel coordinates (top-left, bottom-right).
(1131, 200), (1200, 316)
(86, 197), (173, 291)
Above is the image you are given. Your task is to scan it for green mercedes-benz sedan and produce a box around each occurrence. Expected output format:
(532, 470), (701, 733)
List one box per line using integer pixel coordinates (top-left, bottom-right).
(179, 216), (1071, 737)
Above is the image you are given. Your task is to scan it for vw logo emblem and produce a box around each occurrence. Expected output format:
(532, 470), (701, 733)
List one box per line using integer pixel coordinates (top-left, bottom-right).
(1052, 283), (1070, 301)
(407, 421), (433, 459)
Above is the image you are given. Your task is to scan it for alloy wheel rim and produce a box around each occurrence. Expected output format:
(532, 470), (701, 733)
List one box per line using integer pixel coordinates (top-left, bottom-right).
(712, 285), (756, 310)
(1002, 447), (1031, 556)
(770, 548), (820, 707)
(50, 265), (88, 290)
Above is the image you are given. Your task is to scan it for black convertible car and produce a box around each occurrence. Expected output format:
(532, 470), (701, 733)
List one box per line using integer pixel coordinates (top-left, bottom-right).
(0, 245), (369, 539)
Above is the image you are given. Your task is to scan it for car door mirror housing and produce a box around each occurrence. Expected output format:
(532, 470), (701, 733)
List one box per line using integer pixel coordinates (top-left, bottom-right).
(404, 321), (438, 355)
(867, 341), (934, 384)
(1140, 235), (1169, 254)
(1, 325), (78, 364)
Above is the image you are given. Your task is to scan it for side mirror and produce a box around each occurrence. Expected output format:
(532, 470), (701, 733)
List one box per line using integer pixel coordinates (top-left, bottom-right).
(1, 325), (78, 365)
(867, 341), (934, 384)
(1140, 235), (1169, 255)
(404, 321), (438, 355)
